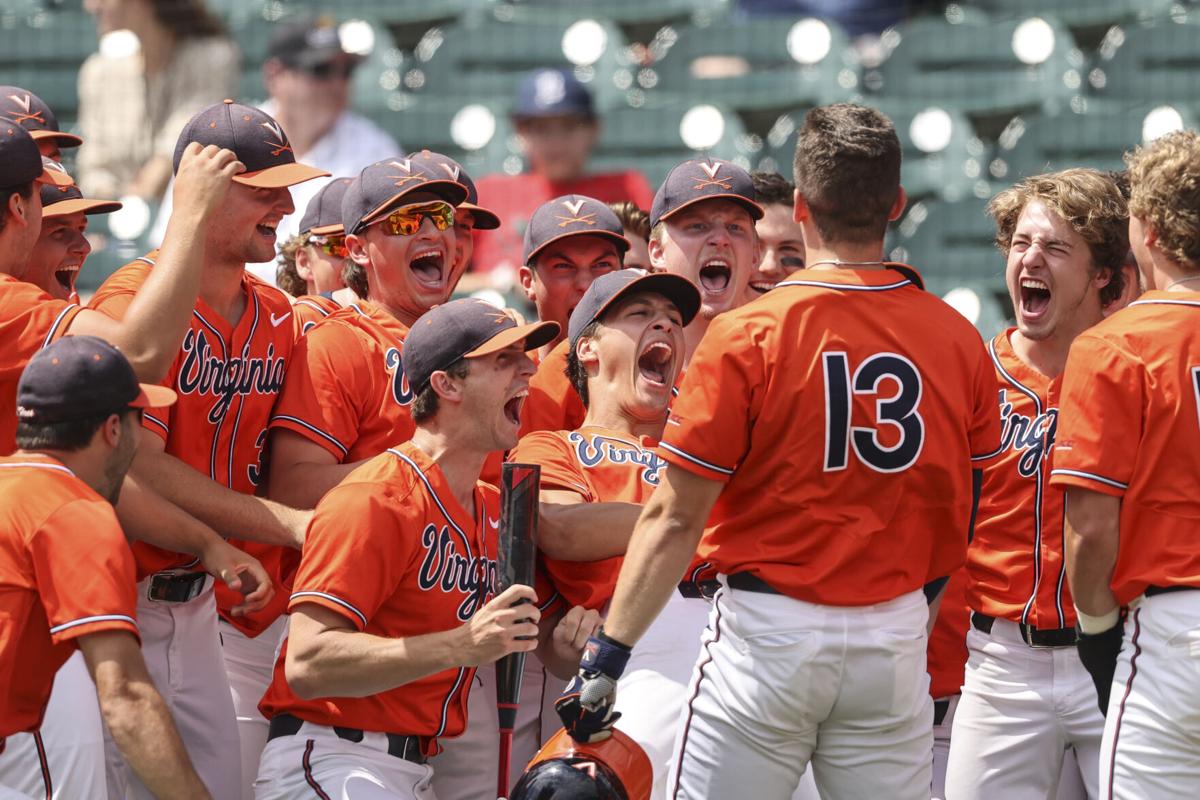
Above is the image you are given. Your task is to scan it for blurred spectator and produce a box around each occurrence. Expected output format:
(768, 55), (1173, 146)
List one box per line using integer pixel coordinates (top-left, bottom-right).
(76, 0), (238, 200)
(609, 201), (652, 272)
(151, 15), (401, 284)
(737, 0), (908, 36)
(471, 68), (654, 283)
(747, 171), (805, 298)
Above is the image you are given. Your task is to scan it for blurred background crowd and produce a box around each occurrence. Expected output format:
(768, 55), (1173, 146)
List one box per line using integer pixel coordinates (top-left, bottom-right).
(2, 0), (1197, 336)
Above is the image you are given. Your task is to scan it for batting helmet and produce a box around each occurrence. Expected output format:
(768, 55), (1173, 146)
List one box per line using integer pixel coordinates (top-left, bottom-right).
(509, 728), (652, 800)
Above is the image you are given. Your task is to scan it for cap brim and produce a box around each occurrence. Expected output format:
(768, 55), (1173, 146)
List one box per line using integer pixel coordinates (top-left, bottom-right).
(525, 229), (631, 265)
(658, 194), (765, 225)
(29, 129), (83, 147)
(307, 221), (345, 236)
(459, 202), (501, 230)
(594, 273), (703, 333)
(360, 180), (471, 228)
(35, 165), (73, 187)
(234, 162), (331, 188)
(130, 384), (178, 410)
(44, 197), (122, 216)
(466, 320), (560, 358)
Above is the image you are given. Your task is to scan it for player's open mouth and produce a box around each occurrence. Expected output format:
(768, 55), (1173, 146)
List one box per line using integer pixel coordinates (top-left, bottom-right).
(503, 390), (527, 426)
(256, 222), (278, 240)
(698, 259), (732, 295)
(54, 263), (80, 295)
(637, 341), (674, 389)
(410, 249), (445, 288)
(749, 279), (777, 295)
(1019, 277), (1051, 320)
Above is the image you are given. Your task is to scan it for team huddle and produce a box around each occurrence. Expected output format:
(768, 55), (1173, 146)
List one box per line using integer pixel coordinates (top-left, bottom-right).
(0, 85), (1198, 800)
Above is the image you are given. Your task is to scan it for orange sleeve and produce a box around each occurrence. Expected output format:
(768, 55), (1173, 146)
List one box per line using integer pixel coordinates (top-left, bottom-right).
(519, 343), (586, 437)
(31, 499), (139, 644)
(269, 323), (373, 461)
(510, 432), (592, 499)
(288, 480), (418, 629)
(1049, 332), (1141, 496)
(969, 342), (1004, 464)
(659, 315), (764, 482)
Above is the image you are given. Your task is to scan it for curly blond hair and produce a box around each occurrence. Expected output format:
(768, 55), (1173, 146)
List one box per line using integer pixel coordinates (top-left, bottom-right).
(1126, 130), (1200, 270)
(988, 168), (1129, 306)
(276, 234), (308, 297)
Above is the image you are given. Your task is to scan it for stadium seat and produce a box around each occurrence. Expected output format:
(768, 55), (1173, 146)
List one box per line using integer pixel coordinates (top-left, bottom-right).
(875, 14), (1084, 119)
(974, 0), (1176, 29)
(505, 0), (731, 28)
(650, 16), (859, 125)
(0, 8), (96, 66)
(887, 197), (1003, 286)
(1093, 17), (1200, 107)
(363, 96), (514, 175)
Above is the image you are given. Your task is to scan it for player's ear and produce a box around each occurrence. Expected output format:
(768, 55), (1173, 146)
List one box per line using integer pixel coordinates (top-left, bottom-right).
(647, 234), (667, 272)
(429, 370), (464, 405)
(888, 186), (908, 222)
(294, 246), (313, 282)
(792, 190), (809, 224)
(517, 264), (537, 303)
(99, 413), (122, 448)
(345, 233), (370, 266)
(575, 334), (600, 369)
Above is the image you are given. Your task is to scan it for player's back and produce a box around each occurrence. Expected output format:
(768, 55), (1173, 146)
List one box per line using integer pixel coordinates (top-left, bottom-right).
(663, 266), (1000, 606)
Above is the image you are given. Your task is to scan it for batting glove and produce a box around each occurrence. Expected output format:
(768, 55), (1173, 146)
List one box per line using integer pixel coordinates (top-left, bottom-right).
(555, 629), (632, 744)
(1076, 618), (1124, 716)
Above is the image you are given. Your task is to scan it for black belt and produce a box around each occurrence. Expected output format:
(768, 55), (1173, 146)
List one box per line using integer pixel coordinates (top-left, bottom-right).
(933, 698), (951, 727)
(677, 579), (720, 600)
(726, 571), (781, 594)
(972, 612), (1076, 649)
(1145, 584), (1196, 597)
(146, 571), (207, 603)
(267, 714), (426, 765)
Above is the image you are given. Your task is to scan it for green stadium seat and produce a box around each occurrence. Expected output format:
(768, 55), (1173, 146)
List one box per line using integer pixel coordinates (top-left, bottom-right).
(413, 17), (633, 111)
(876, 14), (1084, 119)
(1, 66), (80, 119)
(363, 96), (514, 175)
(505, 0), (730, 28)
(975, 0), (1176, 29)
(650, 16), (859, 125)
(998, 106), (1198, 181)
(1093, 17), (1200, 107)
(0, 9), (96, 65)
(887, 197), (1004, 286)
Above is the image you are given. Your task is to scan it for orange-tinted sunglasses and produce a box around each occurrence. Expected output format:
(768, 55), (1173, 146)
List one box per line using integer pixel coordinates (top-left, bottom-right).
(309, 233), (348, 258)
(375, 201), (455, 237)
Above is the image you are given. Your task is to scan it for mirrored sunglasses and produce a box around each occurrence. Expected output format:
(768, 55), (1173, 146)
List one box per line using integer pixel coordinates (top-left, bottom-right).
(375, 201), (456, 237)
(309, 233), (348, 258)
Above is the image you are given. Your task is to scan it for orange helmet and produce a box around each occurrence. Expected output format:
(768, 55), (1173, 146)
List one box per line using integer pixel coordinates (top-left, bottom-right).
(511, 727), (653, 800)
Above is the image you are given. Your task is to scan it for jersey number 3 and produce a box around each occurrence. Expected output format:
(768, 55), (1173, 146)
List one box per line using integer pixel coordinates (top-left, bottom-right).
(823, 352), (925, 473)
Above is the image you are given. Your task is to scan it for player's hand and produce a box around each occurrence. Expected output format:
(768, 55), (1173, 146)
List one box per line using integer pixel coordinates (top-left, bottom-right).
(555, 629), (632, 744)
(172, 142), (243, 220)
(200, 538), (275, 616)
(552, 605), (603, 658)
(460, 584), (540, 665)
(1076, 618), (1124, 716)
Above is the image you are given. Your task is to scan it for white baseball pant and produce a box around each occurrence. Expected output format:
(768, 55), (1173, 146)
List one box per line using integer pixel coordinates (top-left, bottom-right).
(222, 615), (289, 800)
(668, 582), (932, 800)
(429, 655), (560, 799)
(931, 694), (959, 800)
(106, 576), (240, 800)
(945, 617), (1103, 799)
(0, 652), (106, 798)
(254, 720), (436, 800)
(1100, 589), (1200, 799)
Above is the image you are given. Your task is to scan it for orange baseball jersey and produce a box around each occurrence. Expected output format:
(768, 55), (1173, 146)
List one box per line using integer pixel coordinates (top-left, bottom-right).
(259, 441), (499, 749)
(520, 339), (586, 437)
(270, 301), (414, 464)
(291, 294), (341, 338)
(0, 454), (138, 736)
(90, 254), (294, 634)
(927, 568), (970, 700)
(1049, 291), (1200, 605)
(965, 329), (1073, 629)
(660, 267), (1002, 606)
(0, 275), (81, 455)
(510, 426), (713, 610)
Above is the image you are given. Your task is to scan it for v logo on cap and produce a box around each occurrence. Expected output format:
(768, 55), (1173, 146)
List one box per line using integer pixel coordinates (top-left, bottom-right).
(555, 198), (596, 228)
(387, 159), (427, 187)
(6, 93), (44, 126)
(437, 162), (461, 180)
(694, 161), (732, 190)
(259, 121), (292, 157)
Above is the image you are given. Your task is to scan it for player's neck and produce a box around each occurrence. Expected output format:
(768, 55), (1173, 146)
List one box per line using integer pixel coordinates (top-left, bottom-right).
(1151, 255), (1200, 292)
(804, 241), (888, 271)
(200, 260), (248, 325)
(409, 427), (485, 515)
(581, 398), (664, 440)
(371, 297), (420, 329)
(1011, 327), (1082, 379)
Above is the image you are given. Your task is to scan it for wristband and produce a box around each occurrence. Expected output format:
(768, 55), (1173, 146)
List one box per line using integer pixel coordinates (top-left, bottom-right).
(581, 629), (633, 679)
(1075, 606), (1120, 635)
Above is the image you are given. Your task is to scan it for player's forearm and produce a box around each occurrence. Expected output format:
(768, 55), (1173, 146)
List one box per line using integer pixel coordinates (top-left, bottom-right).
(1064, 488), (1122, 618)
(267, 458), (364, 510)
(286, 626), (467, 699)
(133, 450), (307, 549)
(538, 501), (642, 560)
(116, 474), (227, 558)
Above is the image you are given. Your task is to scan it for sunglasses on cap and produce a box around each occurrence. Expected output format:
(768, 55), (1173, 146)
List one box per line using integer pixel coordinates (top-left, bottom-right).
(373, 201), (455, 237)
(309, 233), (348, 258)
(304, 60), (356, 80)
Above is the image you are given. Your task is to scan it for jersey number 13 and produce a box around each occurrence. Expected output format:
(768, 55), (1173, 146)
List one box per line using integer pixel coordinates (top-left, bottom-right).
(823, 352), (925, 473)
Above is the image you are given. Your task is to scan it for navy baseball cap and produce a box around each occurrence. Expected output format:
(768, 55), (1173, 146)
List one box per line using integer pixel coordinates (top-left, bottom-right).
(299, 177), (353, 236)
(405, 150), (500, 230)
(0, 122), (72, 190)
(172, 100), (330, 188)
(568, 269), (702, 346)
(17, 336), (177, 424)
(0, 86), (81, 148)
(403, 298), (559, 394)
(342, 157), (469, 235)
(513, 68), (594, 120)
(523, 195), (630, 265)
(650, 158), (764, 228)
(267, 15), (361, 71)
(40, 158), (121, 216)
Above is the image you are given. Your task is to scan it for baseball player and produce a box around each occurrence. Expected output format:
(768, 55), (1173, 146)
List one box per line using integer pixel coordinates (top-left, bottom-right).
(254, 299), (595, 799)
(556, 103), (1002, 799)
(89, 100), (327, 800)
(0, 86), (82, 161)
(511, 269), (715, 799)
(515, 195), (631, 436)
(0, 336), (208, 800)
(746, 170), (805, 298)
(1050, 130), (1200, 797)
(944, 169), (1130, 799)
(278, 177), (353, 335)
